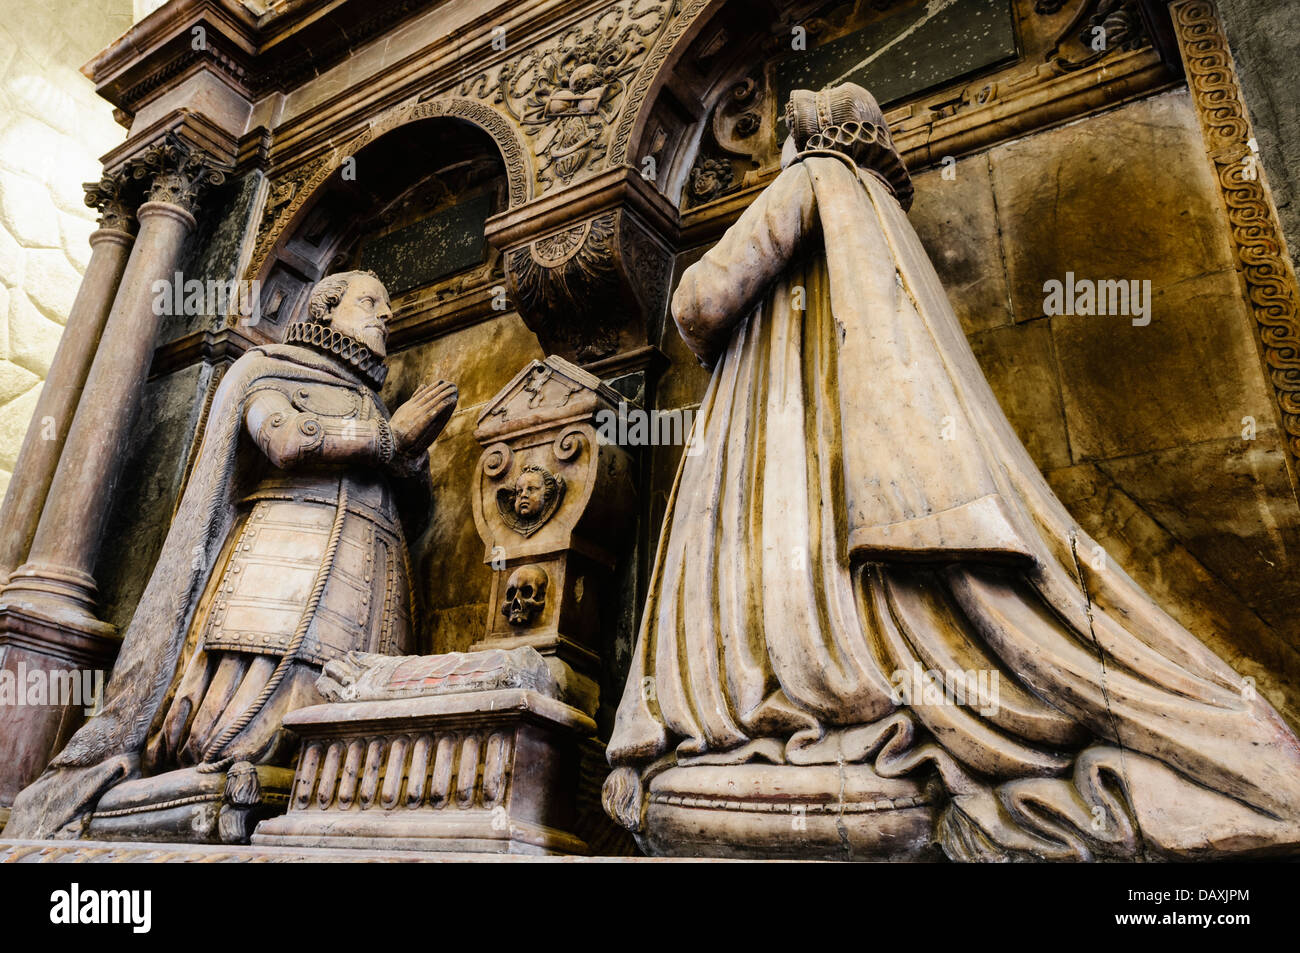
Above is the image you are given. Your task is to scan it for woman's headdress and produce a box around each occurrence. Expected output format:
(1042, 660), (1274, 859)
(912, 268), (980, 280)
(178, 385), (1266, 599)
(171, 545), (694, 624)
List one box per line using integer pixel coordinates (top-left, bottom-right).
(785, 83), (913, 211)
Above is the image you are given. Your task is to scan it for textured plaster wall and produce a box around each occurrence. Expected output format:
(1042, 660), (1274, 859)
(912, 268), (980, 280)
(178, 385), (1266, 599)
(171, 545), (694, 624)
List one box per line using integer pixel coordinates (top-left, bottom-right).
(0, 0), (131, 499)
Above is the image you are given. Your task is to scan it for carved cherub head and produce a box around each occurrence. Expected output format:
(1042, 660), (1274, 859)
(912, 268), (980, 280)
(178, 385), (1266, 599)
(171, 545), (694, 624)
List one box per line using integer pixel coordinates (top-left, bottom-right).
(306, 270), (392, 357)
(497, 464), (565, 536)
(514, 468), (546, 518)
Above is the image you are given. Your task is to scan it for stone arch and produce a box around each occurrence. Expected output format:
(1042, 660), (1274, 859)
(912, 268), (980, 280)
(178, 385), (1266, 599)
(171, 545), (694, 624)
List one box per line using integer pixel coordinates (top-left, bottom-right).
(244, 94), (533, 336)
(607, 0), (794, 210)
(246, 95), (534, 286)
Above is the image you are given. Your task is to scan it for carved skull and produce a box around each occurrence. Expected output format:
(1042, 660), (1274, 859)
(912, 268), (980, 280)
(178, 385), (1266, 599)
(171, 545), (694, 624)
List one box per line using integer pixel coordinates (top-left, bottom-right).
(502, 566), (548, 627)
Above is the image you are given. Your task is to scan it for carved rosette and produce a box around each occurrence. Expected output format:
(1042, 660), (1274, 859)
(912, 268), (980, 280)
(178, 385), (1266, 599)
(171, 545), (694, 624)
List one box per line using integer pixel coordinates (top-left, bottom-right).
(502, 204), (673, 364)
(1172, 0), (1300, 477)
(469, 356), (636, 710)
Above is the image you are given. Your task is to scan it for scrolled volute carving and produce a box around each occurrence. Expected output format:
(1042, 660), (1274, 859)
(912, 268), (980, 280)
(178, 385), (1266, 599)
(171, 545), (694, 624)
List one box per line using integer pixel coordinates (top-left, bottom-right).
(124, 132), (229, 213)
(469, 356), (637, 679)
(83, 171), (137, 234)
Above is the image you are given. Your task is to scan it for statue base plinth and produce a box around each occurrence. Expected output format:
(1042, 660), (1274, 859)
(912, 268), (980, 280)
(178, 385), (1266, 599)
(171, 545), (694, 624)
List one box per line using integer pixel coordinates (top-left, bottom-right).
(253, 687), (596, 856)
(638, 763), (941, 861)
(0, 603), (118, 822)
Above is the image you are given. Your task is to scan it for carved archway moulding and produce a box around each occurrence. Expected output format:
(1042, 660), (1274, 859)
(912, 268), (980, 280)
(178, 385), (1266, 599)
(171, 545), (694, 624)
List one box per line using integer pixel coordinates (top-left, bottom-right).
(608, 0), (716, 171)
(245, 95), (535, 283)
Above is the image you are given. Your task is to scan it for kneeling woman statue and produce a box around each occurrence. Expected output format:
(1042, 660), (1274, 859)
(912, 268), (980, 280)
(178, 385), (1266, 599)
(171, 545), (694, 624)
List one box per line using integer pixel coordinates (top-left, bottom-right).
(603, 84), (1300, 861)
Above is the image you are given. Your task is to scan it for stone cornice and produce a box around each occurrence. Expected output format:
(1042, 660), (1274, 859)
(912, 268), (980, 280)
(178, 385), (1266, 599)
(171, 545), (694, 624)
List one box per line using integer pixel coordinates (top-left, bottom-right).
(484, 166), (680, 252)
(100, 108), (238, 179)
(149, 326), (257, 380)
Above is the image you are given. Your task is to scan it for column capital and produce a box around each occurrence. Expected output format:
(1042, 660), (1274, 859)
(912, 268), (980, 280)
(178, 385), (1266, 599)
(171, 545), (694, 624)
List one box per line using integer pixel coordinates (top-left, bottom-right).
(127, 131), (229, 214)
(97, 110), (237, 218)
(83, 170), (137, 235)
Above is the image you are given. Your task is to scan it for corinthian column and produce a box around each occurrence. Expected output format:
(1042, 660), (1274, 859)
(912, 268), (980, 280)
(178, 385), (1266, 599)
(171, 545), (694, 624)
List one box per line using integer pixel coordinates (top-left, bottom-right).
(2, 135), (226, 627)
(0, 176), (136, 583)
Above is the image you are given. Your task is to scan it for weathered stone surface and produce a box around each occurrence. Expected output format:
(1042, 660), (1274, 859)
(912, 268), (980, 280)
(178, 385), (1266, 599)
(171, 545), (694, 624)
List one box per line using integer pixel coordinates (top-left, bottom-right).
(1052, 268), (1276, 461)
(0, 358), (38, 407)
(1047, 461), (1300, 729)
(22, 249), (80, 323)
(968, 318), (1069, 472)
(909, 153), (1012, 336)
(1096, 431), (1300, 644)
(0, 221), (22, 286)
(0, 386), (39, 472)
(7, 290), (63, 377)
(992, 90), (1240, 326)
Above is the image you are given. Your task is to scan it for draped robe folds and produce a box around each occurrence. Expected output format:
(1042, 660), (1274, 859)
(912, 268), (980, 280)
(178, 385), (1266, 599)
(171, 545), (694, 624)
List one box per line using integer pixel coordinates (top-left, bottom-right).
(607, 154), (1300, 860)
(6, 345), (430, 839)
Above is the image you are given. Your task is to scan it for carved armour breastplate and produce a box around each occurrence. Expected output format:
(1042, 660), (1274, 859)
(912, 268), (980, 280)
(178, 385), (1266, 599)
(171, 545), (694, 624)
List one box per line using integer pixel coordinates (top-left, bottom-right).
(196, 380), (415, 667)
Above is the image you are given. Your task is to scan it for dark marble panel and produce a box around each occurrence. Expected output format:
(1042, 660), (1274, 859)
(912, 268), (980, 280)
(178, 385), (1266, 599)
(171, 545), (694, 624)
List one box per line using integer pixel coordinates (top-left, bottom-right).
(775, 0), (1017, 114)
(360, 193), (490, 297)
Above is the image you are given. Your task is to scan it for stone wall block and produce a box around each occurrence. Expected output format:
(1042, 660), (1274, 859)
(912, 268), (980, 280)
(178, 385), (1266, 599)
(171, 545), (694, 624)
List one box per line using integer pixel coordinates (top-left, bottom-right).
(8, 289), (62, 377)
(0, 170), (61, 248)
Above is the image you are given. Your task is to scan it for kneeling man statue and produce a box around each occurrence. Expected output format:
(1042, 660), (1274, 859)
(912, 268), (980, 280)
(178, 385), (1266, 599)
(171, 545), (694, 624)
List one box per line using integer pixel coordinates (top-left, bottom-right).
(7, 270), (457, 842)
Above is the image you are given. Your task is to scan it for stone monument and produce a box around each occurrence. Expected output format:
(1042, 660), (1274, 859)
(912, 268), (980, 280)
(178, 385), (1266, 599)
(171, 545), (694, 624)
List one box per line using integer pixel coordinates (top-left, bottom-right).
(249, 356), (636, 855)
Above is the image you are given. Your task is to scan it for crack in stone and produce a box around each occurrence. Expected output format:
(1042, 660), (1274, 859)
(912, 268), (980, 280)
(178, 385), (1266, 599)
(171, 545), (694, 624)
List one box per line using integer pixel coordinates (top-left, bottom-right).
(1069, 528), (1147, 859)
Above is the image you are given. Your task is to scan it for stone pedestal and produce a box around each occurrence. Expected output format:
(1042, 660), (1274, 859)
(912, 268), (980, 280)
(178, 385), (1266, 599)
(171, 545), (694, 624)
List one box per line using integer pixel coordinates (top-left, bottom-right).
(0, 604), (118, 828)
(469, 356), (636, 714)
(252, 649), (595, 855)
(637, 764), (939, 862)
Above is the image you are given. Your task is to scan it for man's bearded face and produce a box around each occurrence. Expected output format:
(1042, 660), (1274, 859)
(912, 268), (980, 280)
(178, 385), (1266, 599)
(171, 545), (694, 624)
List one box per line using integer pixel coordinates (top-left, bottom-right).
(329, 274), (392, 356)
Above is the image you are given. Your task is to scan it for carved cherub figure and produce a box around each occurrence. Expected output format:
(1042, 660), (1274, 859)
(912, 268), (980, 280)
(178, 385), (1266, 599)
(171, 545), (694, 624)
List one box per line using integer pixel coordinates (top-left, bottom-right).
(496, 464), (565, 536)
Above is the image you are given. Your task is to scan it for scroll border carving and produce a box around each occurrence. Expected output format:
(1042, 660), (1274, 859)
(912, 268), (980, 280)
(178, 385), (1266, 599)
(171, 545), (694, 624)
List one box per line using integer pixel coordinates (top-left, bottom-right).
(1172, 0), (1300, 481)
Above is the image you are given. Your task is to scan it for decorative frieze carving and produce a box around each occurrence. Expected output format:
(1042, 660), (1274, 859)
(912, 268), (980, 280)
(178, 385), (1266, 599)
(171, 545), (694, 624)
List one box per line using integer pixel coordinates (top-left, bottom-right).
(460, 1), (673, 192)
(1172, 0), (1300, 480)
